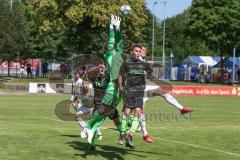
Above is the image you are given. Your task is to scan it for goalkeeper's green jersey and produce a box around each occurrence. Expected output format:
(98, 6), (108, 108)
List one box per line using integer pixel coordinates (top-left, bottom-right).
(103, 28), (123, 92)
(104, 28), (123, 82)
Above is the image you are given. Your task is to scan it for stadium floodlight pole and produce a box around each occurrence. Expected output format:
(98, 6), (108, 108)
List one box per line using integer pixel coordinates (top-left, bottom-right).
(232, 47), (236, 84)
(10, 0), (13, 11)
(162, 0), (167, 79)
(170, 50), (174, 80)
(152, 0), (158, 61)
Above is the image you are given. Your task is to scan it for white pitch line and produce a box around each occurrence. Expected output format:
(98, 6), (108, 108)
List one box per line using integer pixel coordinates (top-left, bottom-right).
(150, 135), (240, 157)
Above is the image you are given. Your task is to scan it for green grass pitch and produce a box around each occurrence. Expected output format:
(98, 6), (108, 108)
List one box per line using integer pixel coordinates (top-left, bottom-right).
(0, 94), (239, 160)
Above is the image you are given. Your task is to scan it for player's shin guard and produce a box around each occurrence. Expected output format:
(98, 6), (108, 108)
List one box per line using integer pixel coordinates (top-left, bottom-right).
(86, 110), (101, 128)
(120, 115), (128, 134)
(91, 116), (105, 133)
(87, 117), (105, 144)
(130, 117), (139, 134)
(117, 124), (122, 133)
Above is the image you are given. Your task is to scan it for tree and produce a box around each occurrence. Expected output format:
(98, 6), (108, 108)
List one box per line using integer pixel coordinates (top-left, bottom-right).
(26, 0), (149, 59)
(189, 0), (240, 81)
(0, 0), (29, 76)
(165, 9), (211, 62)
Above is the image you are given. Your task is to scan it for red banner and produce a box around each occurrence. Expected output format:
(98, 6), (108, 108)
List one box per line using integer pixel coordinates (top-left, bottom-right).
(171, 86), (240, 96)
(0, 59), (41, 70)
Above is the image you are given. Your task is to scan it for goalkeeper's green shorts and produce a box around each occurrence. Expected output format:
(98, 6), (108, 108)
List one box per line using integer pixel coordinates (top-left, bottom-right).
(102, 87), (122, 108)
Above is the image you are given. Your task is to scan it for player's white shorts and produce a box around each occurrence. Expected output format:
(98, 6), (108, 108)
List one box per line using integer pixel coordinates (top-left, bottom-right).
(76, 105), (93, 114)
(144, 79), (160, 103)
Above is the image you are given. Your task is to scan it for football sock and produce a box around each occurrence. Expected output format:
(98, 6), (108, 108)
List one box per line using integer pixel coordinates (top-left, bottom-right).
(91, 117), (105, 133)
(139, 113), (148, 136)
(96, 127), (102, 136)
(120, 115), (128, 133)
(90, 131), (97, 148)
(130, 117), (139, 133)
(86, 110), (101, 128)
(77, 117), (86, 130)
(163, 93), (183, 110)
(117, 124), (122, 132)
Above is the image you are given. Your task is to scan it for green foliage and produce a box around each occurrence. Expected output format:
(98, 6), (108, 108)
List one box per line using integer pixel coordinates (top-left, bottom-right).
(26, 0), (149, 57)
(165, 9), (212, 61)
(139, 7), (213, 63)
(7, 0), (239, 64)
(140, 9), (163, 59)
(188, 0), (240, 82)
(189, 0), (240, 55)
(0, 0), (29, 60)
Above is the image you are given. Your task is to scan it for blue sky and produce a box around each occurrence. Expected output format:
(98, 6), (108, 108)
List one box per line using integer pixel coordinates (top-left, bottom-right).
(146, 0), (192, 20)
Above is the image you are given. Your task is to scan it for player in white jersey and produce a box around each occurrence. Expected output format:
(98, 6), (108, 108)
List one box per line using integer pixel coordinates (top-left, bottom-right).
(140, 45), (192, 113)
(136, 44), (192, 143)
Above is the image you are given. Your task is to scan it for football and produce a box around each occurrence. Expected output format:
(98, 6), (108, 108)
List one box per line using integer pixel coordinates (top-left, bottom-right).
(120, 4), (132, 15)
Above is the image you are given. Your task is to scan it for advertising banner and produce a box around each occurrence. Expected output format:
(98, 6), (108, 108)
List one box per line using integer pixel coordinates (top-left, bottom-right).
(29, 83), (72, 94)
(171, 86), (239, 96)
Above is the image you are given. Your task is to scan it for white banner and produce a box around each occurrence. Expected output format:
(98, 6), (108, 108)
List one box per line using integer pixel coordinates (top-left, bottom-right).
(29, 83), (72, 94)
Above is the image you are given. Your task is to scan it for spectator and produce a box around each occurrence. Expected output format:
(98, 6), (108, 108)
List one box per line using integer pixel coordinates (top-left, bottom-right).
(195, 72), (200, 83)
(206, 71), (211, 83)
(223, 67), (229, 82)
(66, 62), (72, 78)
(199, 71), (206, 83)
(237, 68), (240, 82)
(60, 63), (67, 79)
(35, 63), (40, 78)
(20, 62), (25, 78)
(190, 71), (195, 81)
(42, 62), (48, 78)
(26, 63), (32, 78)
(228, 69), (232, 82)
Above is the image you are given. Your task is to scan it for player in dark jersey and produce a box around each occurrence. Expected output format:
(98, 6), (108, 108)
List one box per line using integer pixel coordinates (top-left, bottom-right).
(118, 44), (152, 149)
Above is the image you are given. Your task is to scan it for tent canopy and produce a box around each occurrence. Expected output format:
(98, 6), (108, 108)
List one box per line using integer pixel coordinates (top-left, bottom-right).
(182, 56), (221, 67)
(214, 57), (240, 68)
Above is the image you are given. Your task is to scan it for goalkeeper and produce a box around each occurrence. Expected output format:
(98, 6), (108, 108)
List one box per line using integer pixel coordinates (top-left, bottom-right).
(83, 15), (124, 149)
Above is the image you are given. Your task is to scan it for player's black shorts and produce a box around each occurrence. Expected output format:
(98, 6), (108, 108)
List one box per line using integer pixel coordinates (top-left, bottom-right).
(107, 108), (120, 120)
(123, 87), (144, 109)
(93, 99), (119, 120)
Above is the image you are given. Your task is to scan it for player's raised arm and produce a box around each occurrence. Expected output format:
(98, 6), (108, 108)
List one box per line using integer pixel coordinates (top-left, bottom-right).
(114, 16), (122, 55)
(105, 14), (116, 58)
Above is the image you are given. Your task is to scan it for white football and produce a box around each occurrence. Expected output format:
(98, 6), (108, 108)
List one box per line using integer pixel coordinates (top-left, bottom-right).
(120, 4), (132, 15)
